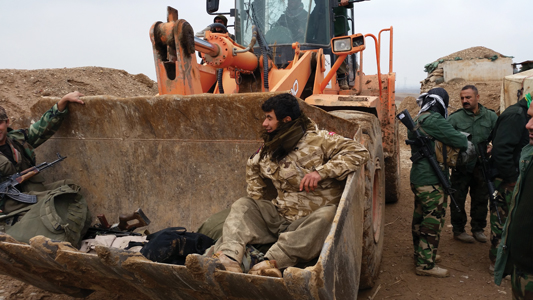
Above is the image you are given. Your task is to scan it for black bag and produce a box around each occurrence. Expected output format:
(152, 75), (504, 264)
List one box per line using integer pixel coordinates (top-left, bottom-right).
(140, 227), (214, 265)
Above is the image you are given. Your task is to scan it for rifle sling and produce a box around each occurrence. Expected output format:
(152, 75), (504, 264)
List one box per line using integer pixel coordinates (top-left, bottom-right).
(0, 206), (32, 221)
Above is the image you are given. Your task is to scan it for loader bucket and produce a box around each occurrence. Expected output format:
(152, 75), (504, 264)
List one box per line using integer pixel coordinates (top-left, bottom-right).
(0, 93), (367, 299)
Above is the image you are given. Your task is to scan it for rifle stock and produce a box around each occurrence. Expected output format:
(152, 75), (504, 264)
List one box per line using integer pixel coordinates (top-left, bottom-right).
(396, 109), (461, 212)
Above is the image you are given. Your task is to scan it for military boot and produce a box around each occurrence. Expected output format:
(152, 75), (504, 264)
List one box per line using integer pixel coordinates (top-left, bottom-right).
(415, 266), (450, 278)
(473, 231), (487, 243)
(454, 232), (475, 243)
(248, 260), (282, 277)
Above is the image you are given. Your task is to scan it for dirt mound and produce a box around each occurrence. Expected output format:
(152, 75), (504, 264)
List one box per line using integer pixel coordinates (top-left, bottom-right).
(438, 46), (506, 62)
(419, 46), (505, 114)
(0, 67), (158, 125)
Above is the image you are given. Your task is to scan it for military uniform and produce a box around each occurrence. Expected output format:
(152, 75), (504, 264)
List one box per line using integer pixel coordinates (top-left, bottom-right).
(0, 104), (90, 247)
(489, 98), (530, 263)
(408, 111), (468, 270)
(214, 121), (368, 269)
(495, 144), (533, 299)
(447, 104), (497, 236)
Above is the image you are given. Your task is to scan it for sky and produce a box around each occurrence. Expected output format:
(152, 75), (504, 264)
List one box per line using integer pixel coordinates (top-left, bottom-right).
(1, 0), (531, 90)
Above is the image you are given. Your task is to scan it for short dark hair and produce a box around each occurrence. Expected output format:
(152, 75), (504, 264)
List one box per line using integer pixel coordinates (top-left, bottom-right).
(261, 94), (301, 121)
(461, 85), (478, 95)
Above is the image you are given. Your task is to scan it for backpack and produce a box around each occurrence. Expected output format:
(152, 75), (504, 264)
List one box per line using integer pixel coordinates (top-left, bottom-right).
(5, 183), (91, 248)
(140, 227), (214, 265)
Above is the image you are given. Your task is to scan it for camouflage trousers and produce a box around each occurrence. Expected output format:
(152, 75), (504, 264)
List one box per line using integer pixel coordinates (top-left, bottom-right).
(411, 184), (447, 270)
(450, 166), (489, 234)
(489, 178), (512, 263)
(512, 265), (533, 300)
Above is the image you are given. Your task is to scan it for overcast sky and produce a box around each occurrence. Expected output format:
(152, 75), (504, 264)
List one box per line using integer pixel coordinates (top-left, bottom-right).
(1, 0), (531, 90)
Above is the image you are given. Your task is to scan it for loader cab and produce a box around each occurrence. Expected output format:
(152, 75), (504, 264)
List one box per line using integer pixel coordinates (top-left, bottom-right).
(208, 0), (355, 70)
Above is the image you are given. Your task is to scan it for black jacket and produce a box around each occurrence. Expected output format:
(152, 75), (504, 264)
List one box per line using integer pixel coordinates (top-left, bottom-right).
(490, 98), (530, 182)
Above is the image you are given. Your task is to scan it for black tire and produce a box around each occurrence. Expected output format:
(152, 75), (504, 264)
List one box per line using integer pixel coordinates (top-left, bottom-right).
(329, 110), (385, 290)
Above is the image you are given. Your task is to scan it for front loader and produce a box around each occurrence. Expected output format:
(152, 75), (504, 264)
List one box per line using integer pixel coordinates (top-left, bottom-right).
(0, 1), (400, 299)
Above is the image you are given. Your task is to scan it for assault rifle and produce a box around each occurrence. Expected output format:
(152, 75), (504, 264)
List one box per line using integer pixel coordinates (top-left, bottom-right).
(476, 142), (503, 224)
(84, 208), (151, 239)
(0, 153), (66, 204)
(396, 109), (461, 212)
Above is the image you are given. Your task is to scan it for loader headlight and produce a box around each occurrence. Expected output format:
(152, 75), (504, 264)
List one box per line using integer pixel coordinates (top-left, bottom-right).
(333, 38), (351, 52)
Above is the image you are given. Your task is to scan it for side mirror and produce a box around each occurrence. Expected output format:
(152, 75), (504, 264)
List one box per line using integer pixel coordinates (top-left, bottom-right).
(331, 33), (365, 55)
(207, 0), (220, 13)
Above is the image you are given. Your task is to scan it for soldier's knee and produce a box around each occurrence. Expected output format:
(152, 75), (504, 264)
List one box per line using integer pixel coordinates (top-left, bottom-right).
(231, 196), (256, 210)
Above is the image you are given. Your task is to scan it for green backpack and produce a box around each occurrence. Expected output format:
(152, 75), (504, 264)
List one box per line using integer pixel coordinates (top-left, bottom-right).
(5, 183), (91, 248)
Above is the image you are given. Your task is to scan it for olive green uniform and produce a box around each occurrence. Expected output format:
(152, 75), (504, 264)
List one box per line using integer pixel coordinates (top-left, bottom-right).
(495, 144), (533, 299)
(447, 104), (497, 235)
(214, 121), (369, 269)
(408, 111), (468, 269)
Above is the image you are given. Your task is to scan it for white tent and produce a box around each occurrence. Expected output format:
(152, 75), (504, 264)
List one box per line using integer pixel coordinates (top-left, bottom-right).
(500, 69), (533, 113)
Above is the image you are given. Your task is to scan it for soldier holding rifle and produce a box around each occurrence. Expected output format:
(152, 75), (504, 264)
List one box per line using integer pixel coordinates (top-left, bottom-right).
(399, 88), (468, 278)
(0, 92), (90, 247)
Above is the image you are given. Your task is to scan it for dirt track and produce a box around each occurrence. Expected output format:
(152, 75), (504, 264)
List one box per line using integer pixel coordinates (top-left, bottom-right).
(0, 68), (513, 299)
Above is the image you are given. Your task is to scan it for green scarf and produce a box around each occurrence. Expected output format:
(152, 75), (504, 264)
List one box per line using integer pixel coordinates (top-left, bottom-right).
(260, 113), (312, 162)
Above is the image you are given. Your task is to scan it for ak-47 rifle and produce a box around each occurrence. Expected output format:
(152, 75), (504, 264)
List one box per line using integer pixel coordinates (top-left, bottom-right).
(84, 208), (151, 239)
(0, 153), (66, 204)
(476, 142), (503, 224)
(396, 109), (461, 212)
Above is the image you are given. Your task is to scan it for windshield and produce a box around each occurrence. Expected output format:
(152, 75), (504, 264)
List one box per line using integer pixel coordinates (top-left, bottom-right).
(235, 0), (331, 46)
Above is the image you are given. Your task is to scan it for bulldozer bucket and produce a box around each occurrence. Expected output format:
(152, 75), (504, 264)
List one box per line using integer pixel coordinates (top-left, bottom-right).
(0, 93), (368, 299)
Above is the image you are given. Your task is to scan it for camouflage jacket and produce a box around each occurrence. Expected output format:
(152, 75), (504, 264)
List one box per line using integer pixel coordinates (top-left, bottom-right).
(3, 103), (68, 175)
(246, 121), (369, 222)
(0, 103), (68, 212)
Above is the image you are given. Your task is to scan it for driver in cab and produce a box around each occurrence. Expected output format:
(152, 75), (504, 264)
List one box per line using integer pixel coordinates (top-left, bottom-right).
(273, 0), (308, 42)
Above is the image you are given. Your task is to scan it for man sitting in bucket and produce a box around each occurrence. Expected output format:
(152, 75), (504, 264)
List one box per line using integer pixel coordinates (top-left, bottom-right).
(189, 93), (368, 277)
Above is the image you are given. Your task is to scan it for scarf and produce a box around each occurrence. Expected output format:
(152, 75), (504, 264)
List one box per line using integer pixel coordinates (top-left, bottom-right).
(416, 93), (448, 119)
(260, 113), (311, 162)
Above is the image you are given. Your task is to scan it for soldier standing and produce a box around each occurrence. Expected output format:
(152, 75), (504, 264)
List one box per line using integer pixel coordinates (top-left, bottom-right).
(447, 85), (497, 243)
(494, 95), (533, 299)
(409, 88), (468, 277)
(489, 92), (531, 273)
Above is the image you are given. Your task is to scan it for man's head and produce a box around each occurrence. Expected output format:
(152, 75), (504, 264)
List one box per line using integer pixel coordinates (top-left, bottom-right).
(261, 94), (301, 133)
(0, 106), (9, 145)
(213, 15), (228, 27)
(460, 85), (480, 113)
(526, 103), (533, 145)
(287, 0), (303, 11)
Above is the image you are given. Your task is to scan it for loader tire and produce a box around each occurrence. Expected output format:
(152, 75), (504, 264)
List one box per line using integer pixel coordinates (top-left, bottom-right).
(385, 118), (401, 204)
(329, 110), (385, 290)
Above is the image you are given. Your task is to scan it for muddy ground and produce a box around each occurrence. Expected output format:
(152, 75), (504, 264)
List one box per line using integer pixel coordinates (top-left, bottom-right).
(0, 67), (512, 299)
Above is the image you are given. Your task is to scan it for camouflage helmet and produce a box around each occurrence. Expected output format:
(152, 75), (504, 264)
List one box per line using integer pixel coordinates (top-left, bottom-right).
(0, 106), (8, 121)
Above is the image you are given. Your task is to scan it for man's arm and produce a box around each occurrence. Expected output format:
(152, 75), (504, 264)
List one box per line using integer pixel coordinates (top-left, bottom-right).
(423, 113), (468, 151)
(246, 149), (267, 200)
(26, 91), (84, 148)
(493, 113), (526, 182)
(310, 132), (369, 188)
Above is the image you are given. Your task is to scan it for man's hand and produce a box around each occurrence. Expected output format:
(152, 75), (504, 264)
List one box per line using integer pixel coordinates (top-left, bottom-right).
(339, 0), (349, 6)
(299, 171), (322, 192)
(58, 91), (85, 112)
